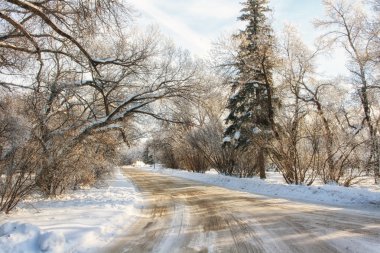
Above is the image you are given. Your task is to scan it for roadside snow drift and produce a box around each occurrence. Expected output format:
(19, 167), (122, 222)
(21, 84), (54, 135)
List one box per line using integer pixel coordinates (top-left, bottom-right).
(0, 222), (65, 253)
(0, 168), (140, 253)
(143, 165), (380, 211)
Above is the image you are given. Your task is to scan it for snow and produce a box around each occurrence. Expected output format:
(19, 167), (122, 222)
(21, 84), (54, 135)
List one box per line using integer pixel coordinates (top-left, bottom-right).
(0, 168), (141, 253)
(252, 126), (262, 134)
(1, 163), (380, 252)
(142, 165), (380, 211)
(222, 136), (231, 143)
(154, 204), (190, 253)
(93, 58), (116, 63)
(233, 131), (240, 140)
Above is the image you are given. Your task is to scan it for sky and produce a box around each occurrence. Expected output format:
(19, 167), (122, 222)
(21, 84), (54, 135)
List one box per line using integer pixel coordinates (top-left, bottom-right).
(131, 0), (347, 76)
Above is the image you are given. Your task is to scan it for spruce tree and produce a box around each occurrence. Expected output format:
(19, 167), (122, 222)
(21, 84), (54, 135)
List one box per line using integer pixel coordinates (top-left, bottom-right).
(224, 0), (275, 179)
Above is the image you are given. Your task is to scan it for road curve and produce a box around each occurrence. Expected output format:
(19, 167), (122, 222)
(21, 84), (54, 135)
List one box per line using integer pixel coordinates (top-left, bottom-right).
(102, 167), (380, 253)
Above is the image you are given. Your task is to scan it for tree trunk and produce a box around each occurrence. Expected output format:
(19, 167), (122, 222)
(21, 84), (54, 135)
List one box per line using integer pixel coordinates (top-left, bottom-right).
(258, 148), (266, 179)
(315, 101), (336, 183)
(371, 134), (380, 183)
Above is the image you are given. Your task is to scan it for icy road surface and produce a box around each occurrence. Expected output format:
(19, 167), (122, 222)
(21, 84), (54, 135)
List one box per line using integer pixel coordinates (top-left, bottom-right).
(103, 167), (380, 253)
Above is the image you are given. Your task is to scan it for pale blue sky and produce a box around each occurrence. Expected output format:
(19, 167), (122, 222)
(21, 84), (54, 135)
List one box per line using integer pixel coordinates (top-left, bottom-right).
(132, 0), (324, 54)
(131, 0), (346, 75)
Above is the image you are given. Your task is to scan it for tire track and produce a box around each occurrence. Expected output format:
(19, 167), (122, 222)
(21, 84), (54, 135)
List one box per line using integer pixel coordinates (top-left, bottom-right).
(100, 167), (380, 253)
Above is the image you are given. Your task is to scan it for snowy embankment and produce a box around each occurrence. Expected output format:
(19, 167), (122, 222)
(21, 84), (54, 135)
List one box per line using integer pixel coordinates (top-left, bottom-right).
(142, 165), (380, 211)
(0, 168), (140, 253)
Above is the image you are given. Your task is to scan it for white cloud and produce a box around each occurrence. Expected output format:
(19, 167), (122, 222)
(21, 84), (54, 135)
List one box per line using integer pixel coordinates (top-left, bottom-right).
(131, 0), (242, 57)
(130, 0), (348, 77)
(186, 0), (241, 19)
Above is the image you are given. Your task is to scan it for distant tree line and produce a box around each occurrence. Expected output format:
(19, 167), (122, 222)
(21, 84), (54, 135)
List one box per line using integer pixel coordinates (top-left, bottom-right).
(1, 0), (379, 213)
(142, 0), (380, 187)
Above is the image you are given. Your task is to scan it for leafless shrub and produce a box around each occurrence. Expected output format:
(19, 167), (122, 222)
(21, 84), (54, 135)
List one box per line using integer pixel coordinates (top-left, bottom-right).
(0, 97), (38, 213)
(0, 0), (201, 213)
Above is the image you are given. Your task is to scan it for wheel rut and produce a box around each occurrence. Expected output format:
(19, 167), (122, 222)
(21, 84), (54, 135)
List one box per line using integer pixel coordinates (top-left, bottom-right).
(100, 167), (380, 253)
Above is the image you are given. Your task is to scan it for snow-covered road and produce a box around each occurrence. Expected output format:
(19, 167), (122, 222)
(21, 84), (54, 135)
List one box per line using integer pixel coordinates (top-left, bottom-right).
(102, 167), (380, 253)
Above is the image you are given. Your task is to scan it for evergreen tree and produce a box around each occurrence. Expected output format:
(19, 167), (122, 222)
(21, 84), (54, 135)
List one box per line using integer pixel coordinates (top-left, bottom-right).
(224, 0), (276, 179)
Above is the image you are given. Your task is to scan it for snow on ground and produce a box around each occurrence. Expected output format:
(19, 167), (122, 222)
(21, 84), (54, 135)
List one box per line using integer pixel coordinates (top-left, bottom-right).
(0, 168), (141, 253)
(141, 164), (380, 211)
(1, 162), (379, 253)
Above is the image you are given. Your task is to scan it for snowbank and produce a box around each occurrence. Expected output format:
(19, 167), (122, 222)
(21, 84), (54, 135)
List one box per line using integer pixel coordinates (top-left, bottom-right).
(0, 222), (65, 253)
(0, 168), (140, 253)
(143, 165), (380, 211)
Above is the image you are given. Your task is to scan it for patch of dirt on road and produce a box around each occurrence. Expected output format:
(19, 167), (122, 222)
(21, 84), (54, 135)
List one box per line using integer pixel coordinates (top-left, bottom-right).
(203, 215), (227, 232)
(100, 167), (380, 253)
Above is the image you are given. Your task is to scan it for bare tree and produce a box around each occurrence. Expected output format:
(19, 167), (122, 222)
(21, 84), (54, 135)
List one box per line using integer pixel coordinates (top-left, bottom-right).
(316, 0), (380, 183)
(0, 96), (39, 213)
(272, 24), (367, 186)
(269, 25), (320, 185)
(0, 0), (201, 207)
